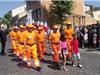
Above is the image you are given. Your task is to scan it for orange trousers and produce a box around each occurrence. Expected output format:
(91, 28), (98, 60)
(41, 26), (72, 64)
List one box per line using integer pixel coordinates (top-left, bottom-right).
(11, 40), (17, 53)
(66, 39), (72, 58)
(37, 42), (46, 59)
(26, 44), (40, 67)
(51, 44), (60, 62)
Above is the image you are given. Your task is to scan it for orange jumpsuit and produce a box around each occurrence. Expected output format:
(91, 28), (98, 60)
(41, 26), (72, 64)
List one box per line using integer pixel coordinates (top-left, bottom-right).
(36, 30), (46, 60)
(64, 28), (74, 58)
(25, 31), (40, 67)
(49, 32), (61, 62)
(16, 31), (26, 60)
(9, 30), (17, 54)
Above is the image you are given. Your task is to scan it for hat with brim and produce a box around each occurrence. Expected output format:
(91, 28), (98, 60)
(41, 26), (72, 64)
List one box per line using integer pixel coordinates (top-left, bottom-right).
(20, 25), (25, 29)
(27, 24), (34, 28)
(13, 26), (19, 30)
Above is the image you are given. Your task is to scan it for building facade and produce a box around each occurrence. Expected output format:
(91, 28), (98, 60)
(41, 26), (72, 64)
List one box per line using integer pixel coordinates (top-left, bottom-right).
(26, 0), (96, 27)
(93, 11), (100, 23)
(11, 5), (27, 25)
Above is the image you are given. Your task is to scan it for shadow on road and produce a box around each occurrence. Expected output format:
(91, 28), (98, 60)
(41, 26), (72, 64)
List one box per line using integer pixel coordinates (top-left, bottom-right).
(41, 59), (61, 70)
(7, 48), (13, 53)
(8, 53), (17, 57)
(17, 62), (40, 71)
(11, 57), (22, 62)
(41, 59), (54, 65)
(17, 62), (28, 69)
(48, 65), (60, 70)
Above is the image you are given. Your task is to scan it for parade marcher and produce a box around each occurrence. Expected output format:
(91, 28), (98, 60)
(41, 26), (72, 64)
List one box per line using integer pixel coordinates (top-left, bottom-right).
(24, 24), (42, 71)
(71, 33), (83, 68)
(64, 20), (74, 59)
(9, 26), (19, 55)
(0, 26), (7, 56)
(36, 26), (46, 61)
(49, 25), (61, 68)
(60, 33), (68, 71)
(16, 25), (27, 61)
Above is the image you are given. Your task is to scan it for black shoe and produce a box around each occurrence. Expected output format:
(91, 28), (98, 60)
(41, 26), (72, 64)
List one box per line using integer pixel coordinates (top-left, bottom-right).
(54, 62), (61, 70)
(1, 53), (6, 56)
(40, 59), (44, 62)
(36, 67), (42, 71)
(44, 52), (48, 55)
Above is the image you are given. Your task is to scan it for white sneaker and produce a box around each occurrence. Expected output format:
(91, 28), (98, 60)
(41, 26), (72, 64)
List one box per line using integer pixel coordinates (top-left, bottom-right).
(78, 64), (83, 68)
(63, 67), (68, 71)
(72, 64), (76, 67)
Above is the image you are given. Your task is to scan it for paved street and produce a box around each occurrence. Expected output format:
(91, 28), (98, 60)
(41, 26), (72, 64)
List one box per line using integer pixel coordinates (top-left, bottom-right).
(0, 38), (100, 75)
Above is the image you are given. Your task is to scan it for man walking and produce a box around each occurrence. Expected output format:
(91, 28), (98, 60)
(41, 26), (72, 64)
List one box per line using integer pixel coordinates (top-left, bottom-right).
(0, 26), (7, 56)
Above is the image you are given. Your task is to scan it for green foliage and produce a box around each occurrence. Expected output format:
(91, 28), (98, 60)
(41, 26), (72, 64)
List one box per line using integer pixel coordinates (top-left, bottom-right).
(50, 0), (73, 24)
(2, 11), (12, 28)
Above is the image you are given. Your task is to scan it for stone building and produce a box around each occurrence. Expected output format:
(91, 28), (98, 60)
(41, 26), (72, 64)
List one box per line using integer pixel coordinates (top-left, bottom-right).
(26, 0), (96, 27)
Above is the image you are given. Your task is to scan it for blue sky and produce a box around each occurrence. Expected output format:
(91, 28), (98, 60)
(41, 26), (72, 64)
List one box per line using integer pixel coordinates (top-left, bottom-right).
(85, 0), (100, 7)
(0, 0), (100, 18)
(0, 0), (25, 17)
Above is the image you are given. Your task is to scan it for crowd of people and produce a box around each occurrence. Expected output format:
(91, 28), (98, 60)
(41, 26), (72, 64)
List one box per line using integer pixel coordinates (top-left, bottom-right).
(0, 20), (100, 72)
(75, 24), (100, 49)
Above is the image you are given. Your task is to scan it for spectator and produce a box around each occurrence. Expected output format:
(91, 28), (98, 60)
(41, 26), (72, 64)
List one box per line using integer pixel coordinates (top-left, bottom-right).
(0, 26), (7, 56)
(83, 27), (88, 48)
(93, 32), (97, 48)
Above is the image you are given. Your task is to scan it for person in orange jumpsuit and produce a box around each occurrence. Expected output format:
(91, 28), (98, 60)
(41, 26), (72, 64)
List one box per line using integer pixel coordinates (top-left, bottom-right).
(9, 26), (19, 55)
(36, 26), (46, 61)
(16, 25), (27, 61)
(64, 21), (74, 59)
(24, 24), (42, 71)
(49, 25), (61, 67)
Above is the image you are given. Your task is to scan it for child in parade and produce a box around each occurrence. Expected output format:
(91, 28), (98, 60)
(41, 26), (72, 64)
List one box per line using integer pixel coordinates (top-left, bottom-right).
(71, 33), (83, 68)
(60, 32), (68, 71)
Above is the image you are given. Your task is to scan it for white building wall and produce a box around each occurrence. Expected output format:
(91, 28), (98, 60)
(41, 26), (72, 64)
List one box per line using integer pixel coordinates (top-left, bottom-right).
(93, 11), (100, 21)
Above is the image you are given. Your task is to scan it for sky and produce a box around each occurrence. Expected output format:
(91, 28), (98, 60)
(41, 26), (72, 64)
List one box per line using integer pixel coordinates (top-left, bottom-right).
(85, 0), (100, 7)
(0, 0), (25, 18)
(0, 0), (100, 18)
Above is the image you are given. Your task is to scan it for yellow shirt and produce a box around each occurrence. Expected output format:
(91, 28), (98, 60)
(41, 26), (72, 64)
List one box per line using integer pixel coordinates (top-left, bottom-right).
(25, 31), (36, 45)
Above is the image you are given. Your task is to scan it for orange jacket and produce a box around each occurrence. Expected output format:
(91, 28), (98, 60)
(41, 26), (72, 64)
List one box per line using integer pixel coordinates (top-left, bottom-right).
(36, 30), (45, 42)
(49, 32), (60, 43)
(9, 30), (17, 40)
(17, 31), (26, 44)
(64, 28), (74, 39)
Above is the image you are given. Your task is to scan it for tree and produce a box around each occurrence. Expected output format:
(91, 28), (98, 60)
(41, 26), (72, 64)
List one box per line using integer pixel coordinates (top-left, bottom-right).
(50, 0), (73, 32)
(2, 11), (12, 28)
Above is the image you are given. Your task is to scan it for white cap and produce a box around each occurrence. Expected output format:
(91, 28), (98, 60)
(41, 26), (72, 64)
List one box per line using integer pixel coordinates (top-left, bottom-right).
(37, 21), (40, 26)
(44, 22), (47, 27)
(40, 21), (44, 26)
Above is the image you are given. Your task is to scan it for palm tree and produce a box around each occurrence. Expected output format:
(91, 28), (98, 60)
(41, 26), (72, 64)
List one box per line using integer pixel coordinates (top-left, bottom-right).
(50, 0), (73, 32)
